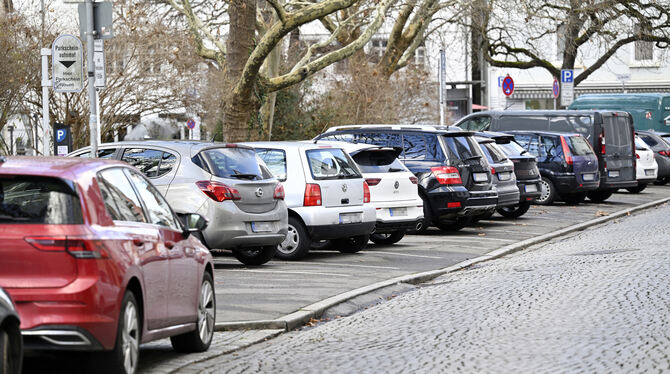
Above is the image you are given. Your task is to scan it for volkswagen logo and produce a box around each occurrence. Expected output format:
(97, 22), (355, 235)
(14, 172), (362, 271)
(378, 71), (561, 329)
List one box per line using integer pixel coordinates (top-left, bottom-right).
(394, 181), (400, 189)
(255, 187), (264, 198)
(341, 184), (348, 192)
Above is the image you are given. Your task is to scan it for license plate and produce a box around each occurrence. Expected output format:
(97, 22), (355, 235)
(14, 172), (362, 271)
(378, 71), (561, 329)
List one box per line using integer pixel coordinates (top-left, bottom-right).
(251, 222), (273, 233)
(645, 169), (655, 176)
(497, 172), (512, 181)
(390, 207), (407, 217)
(608, 170), (620, 178)
(582, 173), (595, 181)
(473, 172), (488, 182)
(525, 184), (538, 193)
(339, 213), (362, 224)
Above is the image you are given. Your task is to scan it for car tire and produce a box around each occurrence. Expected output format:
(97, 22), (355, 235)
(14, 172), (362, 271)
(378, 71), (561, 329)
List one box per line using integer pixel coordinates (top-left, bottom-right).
(496, 201), (531, 218)
(233, 246), (276, 266)
(334, 234), (370, 253)
(171, 272), (215, 353)
(561, 192), (587, 205)
(275, 216), (311, 261)
(100, 291), (140, 374)
(0, 323), (21, 374)
(654, 177), (667, 186)
(536, 177), (557, 205)
(472, 209), (495, 222)
(434, 216), (472, 231)
(370, 230), (405, 245)
(586, 190), (613, 203)
(626, 184), (647, 194)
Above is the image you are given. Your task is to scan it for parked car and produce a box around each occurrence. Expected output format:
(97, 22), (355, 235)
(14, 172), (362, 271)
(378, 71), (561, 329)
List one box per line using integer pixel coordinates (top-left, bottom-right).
(243, 142), (376, 260)
(568, 93), (670, 132)
(505, 131), (600, 205)
(320, 142), (424, 245)
(473, 136), (520, 220)
(484, 134), (542, 218)
(314, 125), (498, 231)
(455, 110), (636, 202)
(69, 141), (288, 265)
(636, 130), (670, 185)
(629, 136), (658, 193)
(0, 156), (215, 374)
(0, 286), (22, 374)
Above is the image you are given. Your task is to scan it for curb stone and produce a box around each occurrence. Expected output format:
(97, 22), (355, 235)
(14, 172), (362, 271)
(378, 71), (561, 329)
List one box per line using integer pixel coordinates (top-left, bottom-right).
(215, 196), (670, 332)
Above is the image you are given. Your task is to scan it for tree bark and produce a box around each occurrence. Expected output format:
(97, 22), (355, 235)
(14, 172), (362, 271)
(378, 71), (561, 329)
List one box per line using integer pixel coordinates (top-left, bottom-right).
(223, 0), (258, 141)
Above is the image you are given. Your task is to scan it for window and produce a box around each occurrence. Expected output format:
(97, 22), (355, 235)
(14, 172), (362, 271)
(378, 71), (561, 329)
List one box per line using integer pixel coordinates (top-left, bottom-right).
(157, 152), (177, 177)
(461, 116), (491, 131)
(369, 38), (388, 63)
(548, 116), (593, 142)
(413, 44), (426, 67)
(305, 149), (361, 180)
(498, 141), (528, 157)
(443, 136), (482, 161)
(403, 134), (445, 161)
(77, 148), (117, 159)
(352, 149), (407, 174)
(122, 148), (163, 177)
(126, 170), (180, 230)
(0, 176), (83, 224)
(197, 147), (272, 180)
(255, 149), (287, 181)
(527, 136), (545, 159)
(634, 24), (653, 61)
(481, 143), (507, 163)
(98, 168), (147, 223)
(540, 136), (561, 161)
(639, 134), (658, 147)
(569, 136), (594, 156)
(497, 116), (549, 131)
(512, 134), (533, 149)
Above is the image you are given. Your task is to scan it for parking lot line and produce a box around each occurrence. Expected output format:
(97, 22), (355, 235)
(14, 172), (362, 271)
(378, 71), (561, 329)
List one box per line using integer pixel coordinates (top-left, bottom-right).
(360, 251), (444, 259)
(225, 269), (353, 277)
(271, 261), (401, 270)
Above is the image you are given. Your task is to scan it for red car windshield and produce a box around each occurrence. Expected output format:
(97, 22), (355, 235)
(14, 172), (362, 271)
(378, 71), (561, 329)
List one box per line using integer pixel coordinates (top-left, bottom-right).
(0, 175), (83, 224)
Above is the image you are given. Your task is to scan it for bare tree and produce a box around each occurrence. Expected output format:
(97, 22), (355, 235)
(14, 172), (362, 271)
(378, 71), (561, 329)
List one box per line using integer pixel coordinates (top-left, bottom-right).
(477, 0), (670, 105)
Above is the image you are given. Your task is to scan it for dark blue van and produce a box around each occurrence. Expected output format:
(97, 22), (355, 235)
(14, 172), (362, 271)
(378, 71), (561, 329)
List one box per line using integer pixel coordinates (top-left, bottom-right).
(506, 131), (600, 205)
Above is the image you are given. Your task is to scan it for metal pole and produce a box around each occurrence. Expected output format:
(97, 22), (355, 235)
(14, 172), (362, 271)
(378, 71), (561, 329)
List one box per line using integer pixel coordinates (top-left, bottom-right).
(439, 49), (446, 126)
(554, 98), (557, 110)
(8, 126), (13, 156)
(85, 0), (98, 158)
(41, 48), (51, 156)
(96, 88), (101, 144)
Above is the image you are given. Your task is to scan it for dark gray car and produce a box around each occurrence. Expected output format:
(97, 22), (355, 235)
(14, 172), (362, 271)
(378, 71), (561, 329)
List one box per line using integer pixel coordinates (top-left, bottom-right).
(473, 137), (520, 220)
(0, 287), (22, 374)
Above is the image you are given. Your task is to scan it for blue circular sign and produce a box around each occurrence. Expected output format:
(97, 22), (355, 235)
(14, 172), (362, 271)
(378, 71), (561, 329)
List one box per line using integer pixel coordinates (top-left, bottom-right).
(187, 119), (196, 129)
(552, 78), (560, 99)
(502, 76), (514, 97)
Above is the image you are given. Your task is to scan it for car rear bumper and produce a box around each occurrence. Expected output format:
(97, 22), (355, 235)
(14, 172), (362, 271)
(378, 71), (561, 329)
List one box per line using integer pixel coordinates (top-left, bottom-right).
(375, 219), (423, 233)
(199, 199), (289, 250)
(293, 204), (377, 241)
(22, 325), (105, 352)
(496, 187), (521, 208)
(552, 174), (600, 193)
(599, 178), (637, 190)
(517, 177), (542, 201)
(308, 221), (376, 241)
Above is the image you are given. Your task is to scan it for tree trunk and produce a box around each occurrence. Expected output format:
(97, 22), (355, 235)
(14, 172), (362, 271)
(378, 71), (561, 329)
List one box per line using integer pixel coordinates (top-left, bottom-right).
(223, 0), (257, 142)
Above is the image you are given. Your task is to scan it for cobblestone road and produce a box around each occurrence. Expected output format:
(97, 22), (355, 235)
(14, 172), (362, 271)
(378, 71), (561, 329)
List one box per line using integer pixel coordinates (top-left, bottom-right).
(186, 204), (670, 373)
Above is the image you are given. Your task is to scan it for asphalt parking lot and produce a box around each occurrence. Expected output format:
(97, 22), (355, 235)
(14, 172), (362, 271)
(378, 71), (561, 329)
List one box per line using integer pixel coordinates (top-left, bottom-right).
(211, 185), (670, 326)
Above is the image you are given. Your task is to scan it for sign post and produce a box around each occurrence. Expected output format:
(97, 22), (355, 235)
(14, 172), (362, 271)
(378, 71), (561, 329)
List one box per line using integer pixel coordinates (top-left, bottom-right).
(439, 50), (446, 126)
(552, 78), (560, 110)
(560, 69), (574, 107)
(40, 47), (51, 156)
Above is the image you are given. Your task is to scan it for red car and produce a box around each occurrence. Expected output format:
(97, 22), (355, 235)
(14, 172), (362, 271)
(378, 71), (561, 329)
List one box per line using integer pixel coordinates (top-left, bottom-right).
(0, 156), (215, 374)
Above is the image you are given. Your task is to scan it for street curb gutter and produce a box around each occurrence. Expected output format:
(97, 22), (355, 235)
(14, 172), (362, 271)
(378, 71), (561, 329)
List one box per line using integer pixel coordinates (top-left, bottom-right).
(215, 196), (670, 332)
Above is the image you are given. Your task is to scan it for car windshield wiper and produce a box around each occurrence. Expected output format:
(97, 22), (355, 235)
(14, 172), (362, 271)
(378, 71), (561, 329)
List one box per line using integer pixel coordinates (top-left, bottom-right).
(0, 214), (31, 222)
(463, 155), (482, 161)
(520, 150), (528, 155)
(229, 170), (260, 180)
(388, 168), (405, 172)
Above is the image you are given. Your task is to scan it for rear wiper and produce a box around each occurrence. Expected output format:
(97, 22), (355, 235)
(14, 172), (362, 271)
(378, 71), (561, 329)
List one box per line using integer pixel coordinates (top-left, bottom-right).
(520, 150), (528, 155)
(388, 168), (405, 172)
(228, 173), (259, 180)
(464, 155), (482, 161)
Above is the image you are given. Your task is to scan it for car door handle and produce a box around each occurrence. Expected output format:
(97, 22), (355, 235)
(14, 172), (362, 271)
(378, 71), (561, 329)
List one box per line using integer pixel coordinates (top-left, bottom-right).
(132, 239), (144, 247)
(165, 241), (175, 249)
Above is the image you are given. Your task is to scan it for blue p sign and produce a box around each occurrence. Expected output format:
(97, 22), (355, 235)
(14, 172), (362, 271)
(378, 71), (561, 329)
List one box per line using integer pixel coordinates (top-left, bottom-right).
(56, 129), (67, 143)
(561, 69), (574, 83)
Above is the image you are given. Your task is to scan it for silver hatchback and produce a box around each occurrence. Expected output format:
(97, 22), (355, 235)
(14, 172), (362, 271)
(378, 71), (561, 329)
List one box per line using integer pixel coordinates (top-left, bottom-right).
(69, 141), (288, 265)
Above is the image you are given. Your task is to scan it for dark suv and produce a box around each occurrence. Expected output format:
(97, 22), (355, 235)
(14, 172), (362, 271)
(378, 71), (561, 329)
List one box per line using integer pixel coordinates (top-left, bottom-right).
(473, 136), (520, 220)
(315, 125), (497, 231)
(506, 131), (600, 205)
(455, 110), (637, 202)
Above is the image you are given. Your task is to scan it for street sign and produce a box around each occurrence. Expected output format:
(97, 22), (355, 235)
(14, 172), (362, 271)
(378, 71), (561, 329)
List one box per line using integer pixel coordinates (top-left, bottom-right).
(552, 78), (560, 99)
(502, 75), (514, 97)
(561, 69), (574, 106)
(53, 123), (73, 156)
(52, 34), (84, 93)
(78, 2), (114, 40)
(94, 40), (105, 88)
(616, 73), (631, 82)
(187, 119), (196, 130)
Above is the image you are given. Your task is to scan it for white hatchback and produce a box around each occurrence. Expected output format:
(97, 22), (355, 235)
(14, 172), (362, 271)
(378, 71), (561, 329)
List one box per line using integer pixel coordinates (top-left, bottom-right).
(324, 142), (424, 245)
(243, 142), (377, 260)
(630, 136), (658, 193)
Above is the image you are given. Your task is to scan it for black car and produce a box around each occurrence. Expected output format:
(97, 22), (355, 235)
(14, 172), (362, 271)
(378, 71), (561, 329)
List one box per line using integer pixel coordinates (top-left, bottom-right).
(506, 131), (600, 205)
(315, 125), (498, 231)
(473, 136), (520, 220)
(477, 132), (542, 218)
(636, 130), (670, 185)
(0, 287), (22, 374)
(455, 110), (637, 202)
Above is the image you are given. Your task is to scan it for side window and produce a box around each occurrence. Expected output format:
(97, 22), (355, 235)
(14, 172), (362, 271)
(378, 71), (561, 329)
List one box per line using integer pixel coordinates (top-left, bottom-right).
(513, 135), (533, 150)
(639, 135), (658, 147)
(527, 136), (545, 158)
(255, 148), (287, 181)
(464, 116), (491, 131)
(356, 132), (403, 148)
(542, 136), (562, 161)
(125, 170), (180, 230)
(402, 134), (444, 161)
(157, 152), (177, 177)
(121, 148), (163, 177)
(98, 168), (147, 223)
(76, 148), (117, 159)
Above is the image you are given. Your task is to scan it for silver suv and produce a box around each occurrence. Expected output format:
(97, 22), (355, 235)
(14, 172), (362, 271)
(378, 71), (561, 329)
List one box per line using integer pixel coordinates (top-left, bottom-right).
(69, 141), (288, 265)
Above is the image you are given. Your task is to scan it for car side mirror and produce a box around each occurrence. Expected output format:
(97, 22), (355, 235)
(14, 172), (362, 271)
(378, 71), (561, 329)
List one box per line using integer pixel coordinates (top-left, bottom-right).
(179, 213), (208, 237)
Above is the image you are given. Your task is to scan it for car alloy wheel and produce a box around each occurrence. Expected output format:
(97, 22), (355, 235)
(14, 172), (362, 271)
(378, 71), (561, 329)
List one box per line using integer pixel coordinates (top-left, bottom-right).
(198, 279), (215, 345)
(538, 180), (551, 202)
(122, 301), (139, 374)
(278, 224), (299, 255)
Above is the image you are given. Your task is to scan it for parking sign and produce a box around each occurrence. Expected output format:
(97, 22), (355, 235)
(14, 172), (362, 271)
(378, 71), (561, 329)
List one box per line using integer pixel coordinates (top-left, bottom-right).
(561, 69), (574, 83)
(560, 69), (575, 106)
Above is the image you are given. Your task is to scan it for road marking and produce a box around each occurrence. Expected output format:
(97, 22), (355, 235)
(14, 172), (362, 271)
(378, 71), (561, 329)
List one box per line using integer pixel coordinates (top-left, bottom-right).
(225, 269), (352, 277)
(362, 251), (443, 259)
(272, 261), (400, 270)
